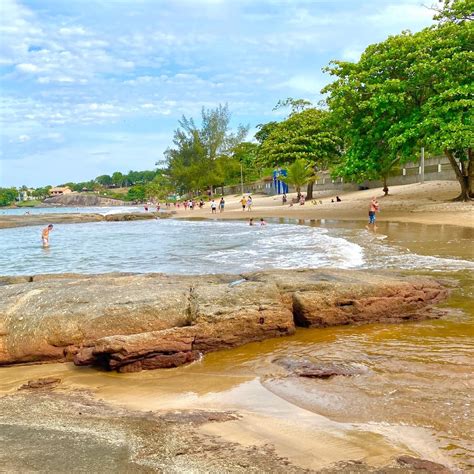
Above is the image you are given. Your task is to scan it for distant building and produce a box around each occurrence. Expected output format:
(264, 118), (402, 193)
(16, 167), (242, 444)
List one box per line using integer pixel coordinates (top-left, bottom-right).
(49, 186), (72, 196)
(18, 189), (37, 201)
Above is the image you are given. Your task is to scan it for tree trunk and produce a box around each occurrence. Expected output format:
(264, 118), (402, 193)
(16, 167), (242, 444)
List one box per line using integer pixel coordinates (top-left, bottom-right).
(306, 181), (314, 200)
(445, 149), (471, 201)
(468, 148), (473, 198)
(296, 187), (301, 201)
(382, 175), (389, 196)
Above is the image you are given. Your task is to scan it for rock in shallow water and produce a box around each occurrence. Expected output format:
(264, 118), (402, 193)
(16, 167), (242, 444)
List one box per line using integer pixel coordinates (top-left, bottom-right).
(0, 269), (448, 371)
(272, 357), (367, 378)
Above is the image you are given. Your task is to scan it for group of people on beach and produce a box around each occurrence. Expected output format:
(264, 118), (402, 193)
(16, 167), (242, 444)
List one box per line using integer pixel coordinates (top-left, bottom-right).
(240, 195), (253, 211)
(39, 195), (380, 247)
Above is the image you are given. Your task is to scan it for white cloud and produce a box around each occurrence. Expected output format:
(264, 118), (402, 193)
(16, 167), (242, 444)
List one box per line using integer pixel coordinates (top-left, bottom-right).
(275, 75), (325, 94)
(16, 62), (40, 73)
(58, 26), (88, 36)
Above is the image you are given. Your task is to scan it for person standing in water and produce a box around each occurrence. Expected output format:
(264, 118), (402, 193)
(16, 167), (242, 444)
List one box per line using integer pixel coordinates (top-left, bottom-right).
(41, 224), (54, 247)
(367, 197), (379, 230)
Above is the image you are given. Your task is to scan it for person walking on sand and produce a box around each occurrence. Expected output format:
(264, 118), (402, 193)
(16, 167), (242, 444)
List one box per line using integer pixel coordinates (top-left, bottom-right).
(240, 196), (247, 211)
(219, 197), (225, 212)
(41, 224), (54, 247)
(367, 197), (379, 230)
(247, 196), (253, 211)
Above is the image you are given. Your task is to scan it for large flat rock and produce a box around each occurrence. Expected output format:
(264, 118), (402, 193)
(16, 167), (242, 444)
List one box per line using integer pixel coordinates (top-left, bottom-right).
(0, 270), (448, 371)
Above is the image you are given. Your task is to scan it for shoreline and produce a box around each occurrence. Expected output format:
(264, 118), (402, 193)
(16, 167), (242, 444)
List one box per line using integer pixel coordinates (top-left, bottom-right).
(1, 180), (472, 230)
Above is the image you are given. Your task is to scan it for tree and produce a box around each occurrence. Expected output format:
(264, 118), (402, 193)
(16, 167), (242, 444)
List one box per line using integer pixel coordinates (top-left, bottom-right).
(323, 9), (473, 199)
(165, 104), (248, 195)
(257, 107), (342, 198)
(0, 188), (18, 206)
(432, 0), (473, 23)
(281, 159), (314, 200)
(126, 185), (146, 202)
(112, 172), (124, 187)
(96, 175), (113, 186)
(231, 142), (261, 183)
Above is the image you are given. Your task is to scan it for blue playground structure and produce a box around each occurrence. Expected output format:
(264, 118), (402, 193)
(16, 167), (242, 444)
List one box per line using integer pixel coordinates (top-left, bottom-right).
(272, 169), (289, 194)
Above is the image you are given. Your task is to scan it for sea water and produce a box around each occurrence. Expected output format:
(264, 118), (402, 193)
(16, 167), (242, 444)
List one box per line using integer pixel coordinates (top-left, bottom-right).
(0, 218), (472, 275)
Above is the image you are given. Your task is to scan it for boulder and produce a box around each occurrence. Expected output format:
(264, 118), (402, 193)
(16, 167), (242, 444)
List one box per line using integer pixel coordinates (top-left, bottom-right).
(0, 270), (448, 371)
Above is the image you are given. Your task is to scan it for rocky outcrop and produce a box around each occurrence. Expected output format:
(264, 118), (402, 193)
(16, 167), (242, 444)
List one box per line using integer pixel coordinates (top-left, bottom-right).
(43, 193), (125, 207)
(0, 270), (448, 371)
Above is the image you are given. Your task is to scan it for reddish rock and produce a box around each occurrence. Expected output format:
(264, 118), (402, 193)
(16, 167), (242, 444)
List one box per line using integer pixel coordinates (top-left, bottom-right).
(397, 455), (452, 473)
(0, 270), (448, 371)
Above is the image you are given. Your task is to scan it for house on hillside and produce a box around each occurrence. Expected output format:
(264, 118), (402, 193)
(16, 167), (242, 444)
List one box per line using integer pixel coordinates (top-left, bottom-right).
(49, 186), (72, 196)
(18, 188), (37, 201)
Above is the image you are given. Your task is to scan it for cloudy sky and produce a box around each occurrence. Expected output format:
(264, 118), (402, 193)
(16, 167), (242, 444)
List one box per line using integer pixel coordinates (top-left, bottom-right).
(0, 0), (435, 187)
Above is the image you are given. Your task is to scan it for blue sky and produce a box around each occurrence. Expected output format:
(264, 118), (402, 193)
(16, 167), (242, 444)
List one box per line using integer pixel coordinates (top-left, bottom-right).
(0, 0), (435, 187)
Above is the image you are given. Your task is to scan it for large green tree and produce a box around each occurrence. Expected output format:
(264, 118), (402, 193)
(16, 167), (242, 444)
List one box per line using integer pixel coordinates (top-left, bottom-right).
(323, 3), (473, 199)
(257, 106), (342, 198)
(165, 104), (248, 195)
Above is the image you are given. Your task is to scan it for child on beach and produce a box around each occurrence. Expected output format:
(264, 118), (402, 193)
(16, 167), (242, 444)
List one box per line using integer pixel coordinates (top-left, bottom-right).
(241, 196), (247, 211)
(210, 200), (217, 213)
(260, 218), (267, 226)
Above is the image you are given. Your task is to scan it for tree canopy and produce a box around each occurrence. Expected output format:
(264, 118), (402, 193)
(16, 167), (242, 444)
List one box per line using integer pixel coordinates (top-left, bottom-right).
(323, 3), (473, 198)
(165, 104), (249, 194)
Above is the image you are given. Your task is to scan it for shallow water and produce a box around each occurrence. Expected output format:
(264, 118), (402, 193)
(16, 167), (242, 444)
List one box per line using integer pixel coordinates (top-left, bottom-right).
(0, 218), (472, 276)
(0, 219), (473, 470)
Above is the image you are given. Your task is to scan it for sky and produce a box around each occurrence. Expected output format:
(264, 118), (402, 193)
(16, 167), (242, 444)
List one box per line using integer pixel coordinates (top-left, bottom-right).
(0, 0), (435, 188)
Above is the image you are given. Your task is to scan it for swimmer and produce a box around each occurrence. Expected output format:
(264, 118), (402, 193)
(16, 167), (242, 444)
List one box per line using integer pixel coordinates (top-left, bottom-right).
(260, 218), (267, 226)
(41, 224), (53, 247)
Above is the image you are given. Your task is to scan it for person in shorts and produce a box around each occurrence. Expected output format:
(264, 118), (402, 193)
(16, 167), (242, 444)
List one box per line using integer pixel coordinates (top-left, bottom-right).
(368, 197), (379, 230)
(41, 224), (54, 247)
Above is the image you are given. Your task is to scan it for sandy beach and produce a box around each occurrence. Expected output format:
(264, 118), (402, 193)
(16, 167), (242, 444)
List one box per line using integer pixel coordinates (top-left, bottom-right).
(173, 181), (474, 228)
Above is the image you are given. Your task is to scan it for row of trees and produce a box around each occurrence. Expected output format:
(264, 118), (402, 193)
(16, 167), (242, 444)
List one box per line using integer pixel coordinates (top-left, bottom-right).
(161, 1), (471, 201)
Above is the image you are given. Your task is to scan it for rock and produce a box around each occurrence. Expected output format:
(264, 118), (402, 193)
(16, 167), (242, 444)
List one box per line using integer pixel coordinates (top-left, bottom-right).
(0, 270), (448, 371)
(43, 193), (125, 207)
(273, 357), (367, 378)
(397, 456), (452, 473)
(19, 377), (61, 390)
(246, 269), (448, 327)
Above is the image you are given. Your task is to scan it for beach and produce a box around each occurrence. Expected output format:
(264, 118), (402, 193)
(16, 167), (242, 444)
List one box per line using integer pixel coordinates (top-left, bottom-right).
(173, 181), (474, 228)
(2, 181), (471, 230)
(0, 179), (473, 472)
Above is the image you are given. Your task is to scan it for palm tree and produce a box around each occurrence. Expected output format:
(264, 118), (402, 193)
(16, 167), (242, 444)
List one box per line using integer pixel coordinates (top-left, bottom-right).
(282, 159), (314, 200)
